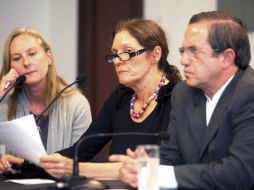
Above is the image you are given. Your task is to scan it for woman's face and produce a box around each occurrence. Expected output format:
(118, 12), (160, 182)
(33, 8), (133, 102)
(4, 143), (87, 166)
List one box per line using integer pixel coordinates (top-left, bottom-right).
(111, 30), (153, 88)
(9, 34), (52, 86)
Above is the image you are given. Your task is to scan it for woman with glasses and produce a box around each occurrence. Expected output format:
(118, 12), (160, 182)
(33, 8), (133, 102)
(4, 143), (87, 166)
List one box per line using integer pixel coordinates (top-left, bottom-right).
(40, 18), (181, 179)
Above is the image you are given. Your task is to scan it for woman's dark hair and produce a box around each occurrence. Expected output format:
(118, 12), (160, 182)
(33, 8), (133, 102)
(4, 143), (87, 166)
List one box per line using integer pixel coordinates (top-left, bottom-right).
(111, 18), (181, 83)
(189, 11), (251, 69)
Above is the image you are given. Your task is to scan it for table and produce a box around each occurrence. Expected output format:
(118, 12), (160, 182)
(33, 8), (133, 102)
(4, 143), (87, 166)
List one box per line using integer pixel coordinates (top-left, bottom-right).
(0, 174), (134, 190)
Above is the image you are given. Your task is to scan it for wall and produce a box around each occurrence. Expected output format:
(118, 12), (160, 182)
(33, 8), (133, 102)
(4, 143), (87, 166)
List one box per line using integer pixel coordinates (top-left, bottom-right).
(0, 0), (77, 83)
(144, 0), (254, 77)
(0, 0), (253, 82)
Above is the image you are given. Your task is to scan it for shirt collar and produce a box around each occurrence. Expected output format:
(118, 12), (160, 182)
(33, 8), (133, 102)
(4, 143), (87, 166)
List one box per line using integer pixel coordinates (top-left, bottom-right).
(205, 74), (235, 102)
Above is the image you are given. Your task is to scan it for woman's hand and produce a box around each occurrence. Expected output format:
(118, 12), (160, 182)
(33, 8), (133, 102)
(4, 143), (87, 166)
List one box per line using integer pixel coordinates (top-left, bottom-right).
(0, 154), (24, 173)
(39, 153), (73, 179)
(0, 68), (18, 97)
(109, 148), (139, 188)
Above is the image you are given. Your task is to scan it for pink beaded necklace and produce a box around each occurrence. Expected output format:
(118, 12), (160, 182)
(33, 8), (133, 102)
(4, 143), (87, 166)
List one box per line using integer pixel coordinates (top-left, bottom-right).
(130, 75), (166, 119)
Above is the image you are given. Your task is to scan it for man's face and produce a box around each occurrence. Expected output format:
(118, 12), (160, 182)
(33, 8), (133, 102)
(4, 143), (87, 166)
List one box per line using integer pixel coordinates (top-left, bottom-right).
(179, 21), (223, 93)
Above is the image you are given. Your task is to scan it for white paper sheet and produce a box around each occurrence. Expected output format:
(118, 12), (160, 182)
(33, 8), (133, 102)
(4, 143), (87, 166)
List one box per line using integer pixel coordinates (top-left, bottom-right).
(5, 178), (55, 185)
(0, 114), (47, 165)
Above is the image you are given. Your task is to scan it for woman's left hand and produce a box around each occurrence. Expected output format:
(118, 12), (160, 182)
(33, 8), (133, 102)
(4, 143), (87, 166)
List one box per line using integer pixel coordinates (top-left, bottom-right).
(39, 153), (73, 178)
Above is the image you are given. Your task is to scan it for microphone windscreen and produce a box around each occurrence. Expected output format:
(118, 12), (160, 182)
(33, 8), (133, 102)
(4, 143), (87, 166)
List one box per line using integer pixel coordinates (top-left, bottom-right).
(16, 75), (26, 87)
(76, 73), (87, 83)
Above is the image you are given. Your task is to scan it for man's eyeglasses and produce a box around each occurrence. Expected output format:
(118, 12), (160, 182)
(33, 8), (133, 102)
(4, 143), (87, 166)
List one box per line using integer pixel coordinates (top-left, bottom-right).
(105, 48), (147, 63)
(178, 46), (220, 57)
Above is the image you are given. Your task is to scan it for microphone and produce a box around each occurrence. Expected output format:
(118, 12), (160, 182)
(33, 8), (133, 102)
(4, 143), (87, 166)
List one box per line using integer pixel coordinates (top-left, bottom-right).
(65, 131), (170, 190)
(35, 73), (87, 123)
(0, 75), (26, 103)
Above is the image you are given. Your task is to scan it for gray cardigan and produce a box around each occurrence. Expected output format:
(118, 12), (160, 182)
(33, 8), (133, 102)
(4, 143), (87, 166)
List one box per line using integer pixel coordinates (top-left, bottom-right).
(0, 90), (92, 154)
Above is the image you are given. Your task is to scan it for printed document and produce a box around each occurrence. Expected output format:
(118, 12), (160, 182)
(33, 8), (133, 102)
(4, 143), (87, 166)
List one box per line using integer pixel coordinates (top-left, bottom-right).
(0, 114), (47, 165)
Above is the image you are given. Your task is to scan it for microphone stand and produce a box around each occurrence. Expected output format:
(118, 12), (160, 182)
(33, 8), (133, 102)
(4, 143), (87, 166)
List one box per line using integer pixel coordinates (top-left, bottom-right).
(73, 132), (167, 176)
(36, 73), (87, 124)
(65, 132), (169, 190)
(0, 85), (15, 103)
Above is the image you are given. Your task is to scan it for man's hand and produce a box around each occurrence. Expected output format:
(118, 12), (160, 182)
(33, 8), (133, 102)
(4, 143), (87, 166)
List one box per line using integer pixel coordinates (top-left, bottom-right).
(109, 148), (139, 187)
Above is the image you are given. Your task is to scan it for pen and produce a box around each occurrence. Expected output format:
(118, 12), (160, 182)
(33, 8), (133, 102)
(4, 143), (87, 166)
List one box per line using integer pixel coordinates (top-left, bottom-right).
(4, 82), (11, 90)
(6, 161), (12, 169)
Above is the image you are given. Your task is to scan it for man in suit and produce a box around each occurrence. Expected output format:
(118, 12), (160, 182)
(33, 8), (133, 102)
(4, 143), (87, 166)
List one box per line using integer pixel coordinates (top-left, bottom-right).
(110, 11), (254, 189)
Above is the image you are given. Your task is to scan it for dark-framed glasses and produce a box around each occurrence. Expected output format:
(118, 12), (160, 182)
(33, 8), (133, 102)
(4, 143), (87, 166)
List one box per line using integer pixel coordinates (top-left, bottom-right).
(105, 48), (147, 63)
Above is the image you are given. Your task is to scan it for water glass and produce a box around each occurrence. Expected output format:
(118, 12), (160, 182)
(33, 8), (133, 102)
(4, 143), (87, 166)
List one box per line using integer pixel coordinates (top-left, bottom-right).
(137, 144), (160, 190)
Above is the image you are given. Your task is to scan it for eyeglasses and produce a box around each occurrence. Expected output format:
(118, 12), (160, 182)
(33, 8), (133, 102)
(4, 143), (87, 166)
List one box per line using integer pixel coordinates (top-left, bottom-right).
(105, 48), (147, 63)
(179, 46), (220, 57)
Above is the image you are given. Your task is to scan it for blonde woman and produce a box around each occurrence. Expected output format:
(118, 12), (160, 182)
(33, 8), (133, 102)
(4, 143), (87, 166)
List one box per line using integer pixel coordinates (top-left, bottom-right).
(0, 27), (91, 171)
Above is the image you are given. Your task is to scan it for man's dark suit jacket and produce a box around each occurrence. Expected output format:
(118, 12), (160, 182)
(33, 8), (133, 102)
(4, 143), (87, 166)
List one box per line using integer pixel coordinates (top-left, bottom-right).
(160, 66), (254, 190)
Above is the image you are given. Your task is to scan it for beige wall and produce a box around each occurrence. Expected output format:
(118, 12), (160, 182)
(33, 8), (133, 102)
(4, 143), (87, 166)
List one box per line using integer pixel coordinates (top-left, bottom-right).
(0, 0), (252, 82)
(0, 0), (78, 83)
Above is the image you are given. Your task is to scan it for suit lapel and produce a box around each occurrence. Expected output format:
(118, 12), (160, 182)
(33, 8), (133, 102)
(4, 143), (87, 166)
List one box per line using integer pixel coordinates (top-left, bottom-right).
(190, 90), (207, 151)
(199, 95), (229, 158)
(199, 70), (243, 159)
